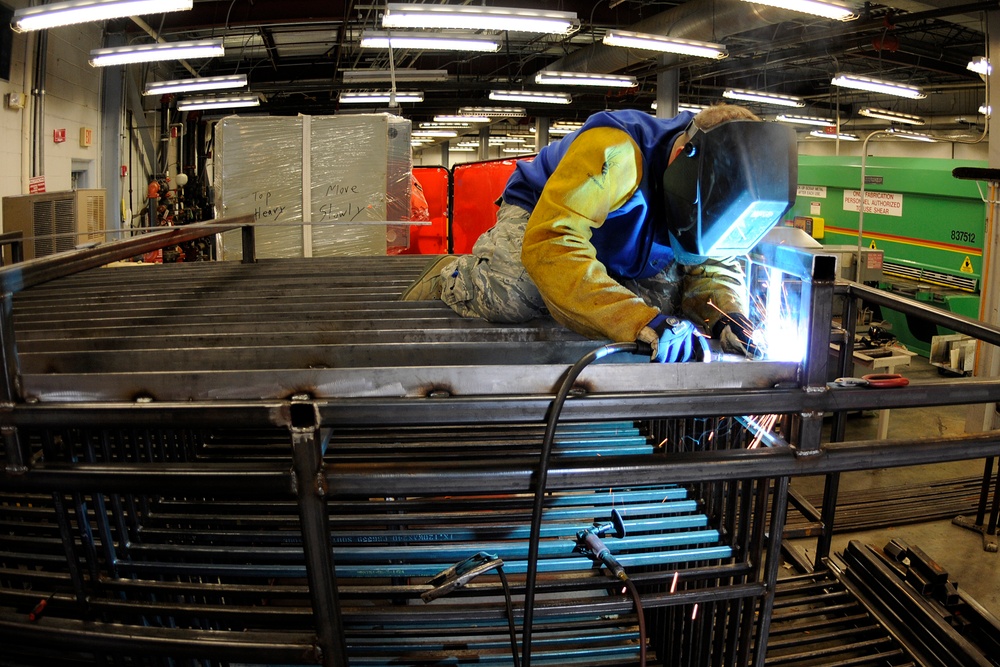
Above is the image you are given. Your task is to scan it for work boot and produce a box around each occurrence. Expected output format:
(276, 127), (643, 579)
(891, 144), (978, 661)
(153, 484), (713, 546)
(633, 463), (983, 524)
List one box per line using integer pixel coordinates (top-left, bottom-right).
(400, 255), (457, 301)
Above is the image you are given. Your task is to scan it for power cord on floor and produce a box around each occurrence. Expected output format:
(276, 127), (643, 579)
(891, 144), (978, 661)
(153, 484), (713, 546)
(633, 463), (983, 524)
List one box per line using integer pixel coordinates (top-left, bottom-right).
(521, 341), (646, 667)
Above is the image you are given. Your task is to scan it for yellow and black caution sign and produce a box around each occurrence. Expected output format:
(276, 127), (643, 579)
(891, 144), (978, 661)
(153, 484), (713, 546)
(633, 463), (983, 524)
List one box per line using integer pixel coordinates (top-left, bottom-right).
(960, 256), (975, 274)
(869, 239), (877, 249)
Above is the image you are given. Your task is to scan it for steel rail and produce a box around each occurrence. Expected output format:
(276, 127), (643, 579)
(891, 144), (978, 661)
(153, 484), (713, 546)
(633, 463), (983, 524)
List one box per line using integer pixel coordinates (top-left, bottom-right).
(7, 429), (999, 496)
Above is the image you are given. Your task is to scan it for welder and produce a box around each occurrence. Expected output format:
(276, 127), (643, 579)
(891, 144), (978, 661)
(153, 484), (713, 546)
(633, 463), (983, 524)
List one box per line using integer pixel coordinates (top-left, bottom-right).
(402, 104), (797, 362)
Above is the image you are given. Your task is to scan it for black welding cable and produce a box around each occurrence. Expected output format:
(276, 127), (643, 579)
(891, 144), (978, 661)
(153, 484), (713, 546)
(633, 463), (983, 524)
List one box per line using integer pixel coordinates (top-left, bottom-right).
(521, 341), (644, 667)
(622, 576), (647, 667)
(497, 565), (521, 667)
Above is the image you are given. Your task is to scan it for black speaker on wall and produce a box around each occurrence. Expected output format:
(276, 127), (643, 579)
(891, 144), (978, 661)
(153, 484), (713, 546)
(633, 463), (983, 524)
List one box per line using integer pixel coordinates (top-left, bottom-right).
(0, 3), (12, 82)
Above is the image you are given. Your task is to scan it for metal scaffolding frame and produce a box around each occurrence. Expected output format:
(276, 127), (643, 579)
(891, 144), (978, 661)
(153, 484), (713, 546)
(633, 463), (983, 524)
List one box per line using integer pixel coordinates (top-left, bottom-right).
(2, 217), (1000, 666)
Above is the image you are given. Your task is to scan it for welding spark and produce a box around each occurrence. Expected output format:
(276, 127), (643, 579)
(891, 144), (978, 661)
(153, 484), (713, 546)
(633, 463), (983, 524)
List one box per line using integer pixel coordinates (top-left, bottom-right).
(744, 414), (780, 449)
(691, 603), (699, 620)
(670, 571), (679, 593)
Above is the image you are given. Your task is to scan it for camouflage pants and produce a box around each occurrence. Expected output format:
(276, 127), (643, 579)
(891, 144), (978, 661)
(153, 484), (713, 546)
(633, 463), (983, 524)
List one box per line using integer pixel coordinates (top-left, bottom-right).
(441, 202), (684, 333)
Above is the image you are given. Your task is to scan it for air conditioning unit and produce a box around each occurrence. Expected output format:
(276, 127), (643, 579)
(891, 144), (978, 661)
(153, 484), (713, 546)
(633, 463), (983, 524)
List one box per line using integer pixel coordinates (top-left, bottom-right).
(2, 189), (106, 261)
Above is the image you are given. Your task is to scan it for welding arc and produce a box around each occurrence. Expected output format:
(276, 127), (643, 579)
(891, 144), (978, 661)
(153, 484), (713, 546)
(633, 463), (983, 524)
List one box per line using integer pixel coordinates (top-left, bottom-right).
(521, 342), (645, 667)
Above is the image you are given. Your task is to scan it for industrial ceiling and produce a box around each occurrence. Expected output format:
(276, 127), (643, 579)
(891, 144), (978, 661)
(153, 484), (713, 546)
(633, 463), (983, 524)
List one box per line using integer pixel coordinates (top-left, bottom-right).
(126, 0), (995, 136)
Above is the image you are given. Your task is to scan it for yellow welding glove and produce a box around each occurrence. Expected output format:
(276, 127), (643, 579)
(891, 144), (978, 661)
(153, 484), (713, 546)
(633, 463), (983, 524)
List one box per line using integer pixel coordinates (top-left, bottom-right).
(521, 126), (660, 342)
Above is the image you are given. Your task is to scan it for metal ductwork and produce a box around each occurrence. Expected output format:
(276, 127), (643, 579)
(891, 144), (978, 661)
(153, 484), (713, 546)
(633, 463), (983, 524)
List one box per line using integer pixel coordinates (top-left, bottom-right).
(544, 0), (791, 75)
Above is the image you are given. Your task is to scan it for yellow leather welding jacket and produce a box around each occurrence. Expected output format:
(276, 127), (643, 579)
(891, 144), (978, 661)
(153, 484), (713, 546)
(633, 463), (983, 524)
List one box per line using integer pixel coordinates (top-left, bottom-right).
(520, 125), (747, 342)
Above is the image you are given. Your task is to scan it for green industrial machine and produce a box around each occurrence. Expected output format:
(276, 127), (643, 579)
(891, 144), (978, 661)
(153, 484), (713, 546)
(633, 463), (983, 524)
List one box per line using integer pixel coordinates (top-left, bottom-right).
(787, 155), (988, 357)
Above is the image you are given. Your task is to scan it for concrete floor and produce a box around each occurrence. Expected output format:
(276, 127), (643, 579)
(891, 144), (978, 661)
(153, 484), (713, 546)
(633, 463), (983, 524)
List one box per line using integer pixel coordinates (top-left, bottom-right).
(787, 353), (1000, 620)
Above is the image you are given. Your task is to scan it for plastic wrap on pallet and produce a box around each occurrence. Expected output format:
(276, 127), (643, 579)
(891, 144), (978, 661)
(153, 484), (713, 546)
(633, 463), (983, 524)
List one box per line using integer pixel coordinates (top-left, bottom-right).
(215, 113), (412, 259)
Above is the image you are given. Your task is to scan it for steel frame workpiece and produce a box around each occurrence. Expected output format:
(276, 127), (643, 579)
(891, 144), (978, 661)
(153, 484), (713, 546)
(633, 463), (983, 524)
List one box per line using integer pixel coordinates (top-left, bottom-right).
(2, 220), (1000, 667)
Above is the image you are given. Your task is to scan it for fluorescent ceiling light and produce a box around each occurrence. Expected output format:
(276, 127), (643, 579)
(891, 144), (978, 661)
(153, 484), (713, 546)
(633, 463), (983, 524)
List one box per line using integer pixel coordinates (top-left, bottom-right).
(723, 88), (805, 107)
(13, 0), (192, 32)
(342, 68), (449, 83)
(339, 91), (424, 103)
(145, 74), (247, 96)
(449, 147), (477, 152)
(90, 39), (224, 67)
(858, 107), (925, 125)
(534, 71), (637, 88)
(967, 56), (991, 75)
(489, 90), (571, 104)
(176, 93), (259, 111)
(809, 130), (859, 140)
(382, 3), (579, 34)
(603, 30), (727, 59)
(413, 130), (458, 138)
(503, 147), (536, 153)
(458, 106), (526, 118)
(420, 122), (469, 128)
(678, 103), (709, 114)
(775, 114), (836, 127)
(549, 126), (577, 135)
(887, 128), (936, 142)
(831, 73), (926, 99)
(435, 114), (490, 123)
(490, 137), (526, 143)
(738, 0), (856, 21)
(360, 30), (501, 52)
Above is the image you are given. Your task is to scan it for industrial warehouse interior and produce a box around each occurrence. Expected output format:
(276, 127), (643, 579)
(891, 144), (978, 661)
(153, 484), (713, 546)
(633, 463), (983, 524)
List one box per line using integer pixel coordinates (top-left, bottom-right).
(3, 1), (1000, 666)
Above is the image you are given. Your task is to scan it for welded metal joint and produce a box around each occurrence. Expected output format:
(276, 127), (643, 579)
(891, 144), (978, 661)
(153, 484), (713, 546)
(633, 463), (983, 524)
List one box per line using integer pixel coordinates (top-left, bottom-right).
(1, 423), (27, 474)
(314, 471), (327, 498)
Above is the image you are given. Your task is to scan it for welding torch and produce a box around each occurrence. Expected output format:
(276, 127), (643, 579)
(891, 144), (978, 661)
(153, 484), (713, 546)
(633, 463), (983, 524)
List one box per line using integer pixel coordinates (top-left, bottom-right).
(576, 509), (628, 581)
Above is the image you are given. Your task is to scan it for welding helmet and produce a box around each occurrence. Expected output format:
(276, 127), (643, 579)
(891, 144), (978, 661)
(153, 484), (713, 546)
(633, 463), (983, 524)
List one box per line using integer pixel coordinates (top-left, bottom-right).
(662, 120), (797, 263)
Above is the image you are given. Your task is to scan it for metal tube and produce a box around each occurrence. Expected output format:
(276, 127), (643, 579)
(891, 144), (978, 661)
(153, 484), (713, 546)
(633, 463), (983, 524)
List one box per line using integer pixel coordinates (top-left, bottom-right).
(290, 425), (348, 667)
(753, 476), (790, 667)
(848, 281), (1000, 347)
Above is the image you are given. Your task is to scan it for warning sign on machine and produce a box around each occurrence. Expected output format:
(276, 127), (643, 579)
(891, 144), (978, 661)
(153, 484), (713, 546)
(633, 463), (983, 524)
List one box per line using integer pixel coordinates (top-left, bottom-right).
(843, 190), (903, 217)
(961, 256), (975, 274)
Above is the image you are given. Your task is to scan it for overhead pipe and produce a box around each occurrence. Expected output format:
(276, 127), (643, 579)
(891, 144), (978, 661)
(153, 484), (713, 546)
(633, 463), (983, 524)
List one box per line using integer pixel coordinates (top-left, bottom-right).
(542, 0), (790, 75)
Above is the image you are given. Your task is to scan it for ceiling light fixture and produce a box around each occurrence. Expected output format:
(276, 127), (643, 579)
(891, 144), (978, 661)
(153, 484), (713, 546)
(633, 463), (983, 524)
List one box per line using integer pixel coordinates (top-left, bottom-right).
(343, 68), (450, 83)
(967, 56), (991, 75)
(13, 0), (193, 33)
(381, 3), (579, 34)
(831, 73), (926, 99)
(602, 29), (727, 59)
(738, 0), (856, 21)
(534, 71), (637, 88)
(723, 88), (805, 107)
(858, 107), (925, 125)
(809, 129), (859, 140)
(458, 106), (526, 118)
(145, 74), (247, 96)
(489, 90), (571, 104)
(176, 93), (260, 111)
(360, 31), (502, 52)
(775, 113), (836, 127)
(435, 114), (490, 123)
(339, 91), (424, 103)
(887, 128), (937, 142)
(413, 129), (459, 138)
(420, 122), (470, 128)
(503, 147), (536, 153)
(678, 103), (709, 114)
(89, 39), (224, 67)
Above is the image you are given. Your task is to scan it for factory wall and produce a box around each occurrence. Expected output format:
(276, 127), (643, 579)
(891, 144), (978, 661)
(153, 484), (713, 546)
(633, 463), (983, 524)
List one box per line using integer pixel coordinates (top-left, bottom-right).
(0, 11), (104, 234)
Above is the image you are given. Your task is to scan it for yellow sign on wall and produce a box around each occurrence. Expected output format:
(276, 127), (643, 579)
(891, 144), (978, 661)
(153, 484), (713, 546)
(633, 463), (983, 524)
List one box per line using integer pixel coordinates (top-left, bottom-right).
(79, 127), (93, 148)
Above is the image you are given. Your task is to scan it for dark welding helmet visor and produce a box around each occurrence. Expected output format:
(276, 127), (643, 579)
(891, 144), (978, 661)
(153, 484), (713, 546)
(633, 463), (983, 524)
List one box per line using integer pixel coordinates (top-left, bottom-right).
(662, 120), (797, 263)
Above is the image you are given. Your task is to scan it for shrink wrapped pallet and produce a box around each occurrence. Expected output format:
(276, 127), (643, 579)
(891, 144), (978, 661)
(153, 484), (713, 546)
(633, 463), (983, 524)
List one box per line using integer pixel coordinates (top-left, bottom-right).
(215, 113), (411, 258)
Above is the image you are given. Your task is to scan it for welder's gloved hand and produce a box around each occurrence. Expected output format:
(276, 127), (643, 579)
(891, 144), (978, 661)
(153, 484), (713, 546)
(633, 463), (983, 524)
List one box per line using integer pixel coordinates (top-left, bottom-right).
(637, 314), (708, 363)
(713, 312), (759, 358)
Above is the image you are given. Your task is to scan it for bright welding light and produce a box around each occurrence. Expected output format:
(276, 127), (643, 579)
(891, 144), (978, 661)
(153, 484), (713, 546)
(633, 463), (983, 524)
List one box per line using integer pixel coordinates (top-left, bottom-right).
(759, 267), (808, 363)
